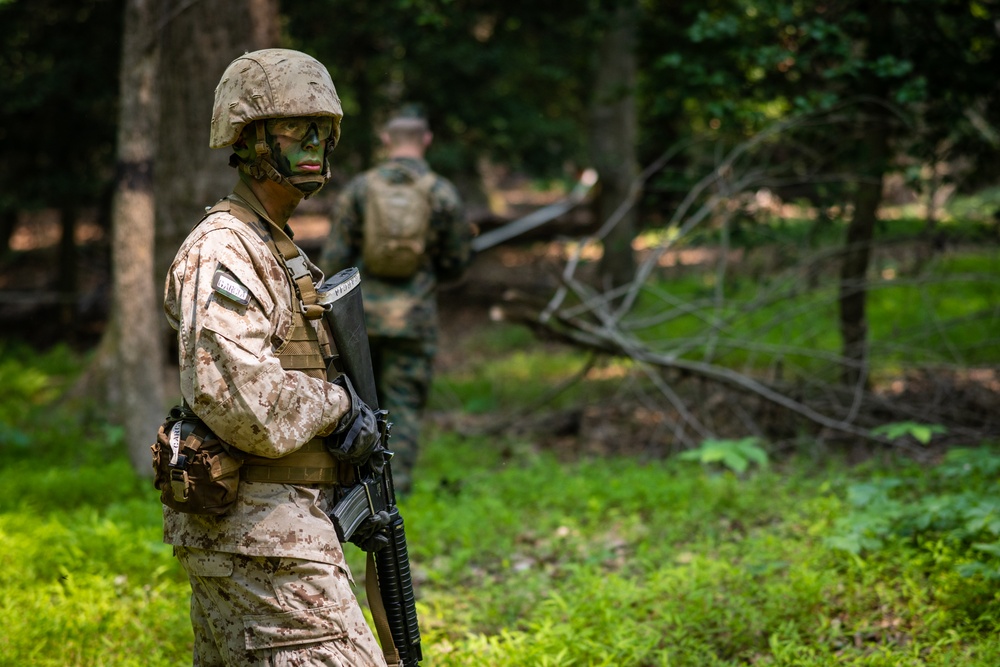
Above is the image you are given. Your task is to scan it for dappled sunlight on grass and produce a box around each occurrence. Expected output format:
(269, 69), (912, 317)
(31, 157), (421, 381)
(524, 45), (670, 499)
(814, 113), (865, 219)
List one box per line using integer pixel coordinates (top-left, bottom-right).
(621, 244), (1000, 379)
(4, 248), (1000, 664)
(431, 321), (620, 413)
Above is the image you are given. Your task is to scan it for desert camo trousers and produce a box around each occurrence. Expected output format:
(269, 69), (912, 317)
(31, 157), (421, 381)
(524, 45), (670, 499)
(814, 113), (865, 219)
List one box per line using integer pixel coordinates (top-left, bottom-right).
(175, 546), (387, 667)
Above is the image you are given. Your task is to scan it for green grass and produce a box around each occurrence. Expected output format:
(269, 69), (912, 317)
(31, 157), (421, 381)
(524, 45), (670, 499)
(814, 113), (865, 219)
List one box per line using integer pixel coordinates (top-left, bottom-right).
(430, 325), (617, 413)
(3, 338), (1000, 666)
(620, 244), (1000, 381)
(673, 201), (1000, 250)
(943, 186), (1000, 224)
(409, 438), (1000, 666)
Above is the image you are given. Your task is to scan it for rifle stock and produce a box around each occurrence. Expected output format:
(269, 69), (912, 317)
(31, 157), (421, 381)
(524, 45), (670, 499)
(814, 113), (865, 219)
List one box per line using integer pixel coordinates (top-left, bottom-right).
(317, 268), (423, 666)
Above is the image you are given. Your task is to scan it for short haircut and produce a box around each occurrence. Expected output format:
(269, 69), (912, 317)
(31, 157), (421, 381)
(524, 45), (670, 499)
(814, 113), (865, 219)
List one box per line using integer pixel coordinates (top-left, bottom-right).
(383, 115), (429, 144)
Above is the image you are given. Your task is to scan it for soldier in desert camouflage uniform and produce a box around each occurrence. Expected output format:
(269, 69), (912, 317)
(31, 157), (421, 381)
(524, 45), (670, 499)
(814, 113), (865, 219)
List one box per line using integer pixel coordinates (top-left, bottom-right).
(319, 109), (472, 495)
(163, 49), (388, 666)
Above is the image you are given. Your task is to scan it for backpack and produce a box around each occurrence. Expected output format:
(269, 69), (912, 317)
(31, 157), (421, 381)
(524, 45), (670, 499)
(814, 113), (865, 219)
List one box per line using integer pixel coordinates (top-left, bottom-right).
(361, 164), (436, 279)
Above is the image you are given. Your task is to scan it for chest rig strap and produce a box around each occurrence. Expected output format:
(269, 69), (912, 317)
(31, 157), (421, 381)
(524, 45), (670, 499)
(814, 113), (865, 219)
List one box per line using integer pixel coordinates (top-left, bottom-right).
(228, 181), (326, 320)
(204, 188), (332, 380)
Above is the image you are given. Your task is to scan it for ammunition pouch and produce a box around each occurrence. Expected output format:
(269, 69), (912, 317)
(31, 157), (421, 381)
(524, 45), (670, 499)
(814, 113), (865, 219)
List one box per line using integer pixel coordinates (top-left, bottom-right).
(151, 405), (243, 516)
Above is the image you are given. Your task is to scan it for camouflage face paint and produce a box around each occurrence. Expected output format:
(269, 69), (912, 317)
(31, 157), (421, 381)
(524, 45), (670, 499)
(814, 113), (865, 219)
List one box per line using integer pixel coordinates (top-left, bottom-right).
(265, 118), (329, 182)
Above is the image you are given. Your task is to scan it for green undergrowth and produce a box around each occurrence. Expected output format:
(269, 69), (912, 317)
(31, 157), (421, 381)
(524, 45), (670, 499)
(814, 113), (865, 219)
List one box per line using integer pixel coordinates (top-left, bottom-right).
(3, 344), (1000, 665)
(429, 324), (619, 414)
(676, 206), (1000, 250)
(404, 431), (1000, 666)
(623, 245), (999, 380)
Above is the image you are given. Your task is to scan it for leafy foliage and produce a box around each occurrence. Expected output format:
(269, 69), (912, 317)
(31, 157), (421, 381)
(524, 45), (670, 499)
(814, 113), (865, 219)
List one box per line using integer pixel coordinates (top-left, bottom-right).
(678, 436), (770, 473)
(826, 444), (1000, 579)
(872, 421), (947, 445)
(0, 0), (122, 213)
(0, 0), (996, 227)
(285, 0), (598, 178)
(639, 0), (1000, 185)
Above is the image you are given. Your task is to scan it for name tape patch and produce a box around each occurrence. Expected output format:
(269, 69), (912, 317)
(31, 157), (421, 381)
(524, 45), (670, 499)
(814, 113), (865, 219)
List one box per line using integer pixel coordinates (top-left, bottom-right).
(212, 269), (251, 306)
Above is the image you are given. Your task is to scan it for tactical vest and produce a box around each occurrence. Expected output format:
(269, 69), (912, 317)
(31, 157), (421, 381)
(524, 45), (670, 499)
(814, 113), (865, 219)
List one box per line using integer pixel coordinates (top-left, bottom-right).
(200, 189), (352, 486)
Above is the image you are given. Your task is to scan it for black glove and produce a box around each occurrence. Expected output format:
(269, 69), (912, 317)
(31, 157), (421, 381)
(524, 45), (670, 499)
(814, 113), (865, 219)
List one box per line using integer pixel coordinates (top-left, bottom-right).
(349, 509), (391, 552)
(328, 375), (383, 465)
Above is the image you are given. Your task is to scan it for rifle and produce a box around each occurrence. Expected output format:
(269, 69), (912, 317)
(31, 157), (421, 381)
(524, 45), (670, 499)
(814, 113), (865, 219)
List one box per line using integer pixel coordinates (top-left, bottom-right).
(317, 267), (422, 667)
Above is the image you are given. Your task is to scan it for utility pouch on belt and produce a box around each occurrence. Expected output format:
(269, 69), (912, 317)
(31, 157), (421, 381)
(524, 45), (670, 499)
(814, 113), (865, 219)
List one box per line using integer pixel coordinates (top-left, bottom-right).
(150, 405), (243, 515)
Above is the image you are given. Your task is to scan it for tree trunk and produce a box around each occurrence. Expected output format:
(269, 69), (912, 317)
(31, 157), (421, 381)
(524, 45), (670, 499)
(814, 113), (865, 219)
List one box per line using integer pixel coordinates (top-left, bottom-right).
(58, 206), (78, 342)
(0, 209), (16, 256)
(838, 131), (886, 389)
(108, 0), (166, 476)
(153, 0), (278, 366)
(355, 61), (376, 170)
(588, 0), (639, 293)
(154, 0), (279, 288)
(838, 0), (892, 392)
(916, 148), (945, 269)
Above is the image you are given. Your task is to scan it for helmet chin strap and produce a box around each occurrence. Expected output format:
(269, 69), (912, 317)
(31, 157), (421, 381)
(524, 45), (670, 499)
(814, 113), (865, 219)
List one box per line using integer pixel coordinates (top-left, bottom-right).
(237, 120), (331, 199)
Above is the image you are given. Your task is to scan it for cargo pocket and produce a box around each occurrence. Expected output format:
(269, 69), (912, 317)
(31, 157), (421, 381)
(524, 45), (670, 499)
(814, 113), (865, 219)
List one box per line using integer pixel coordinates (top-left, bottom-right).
(176, 546), (235, 578)
(243, 604), (346, 651)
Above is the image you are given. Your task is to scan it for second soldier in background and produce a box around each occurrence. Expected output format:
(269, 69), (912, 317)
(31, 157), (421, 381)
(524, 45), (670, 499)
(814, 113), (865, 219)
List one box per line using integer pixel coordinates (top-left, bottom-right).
(320, 108), (472, 496)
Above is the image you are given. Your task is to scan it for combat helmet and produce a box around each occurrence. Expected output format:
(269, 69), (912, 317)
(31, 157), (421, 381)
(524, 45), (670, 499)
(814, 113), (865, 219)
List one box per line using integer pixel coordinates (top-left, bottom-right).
(211, 48), (343, 197)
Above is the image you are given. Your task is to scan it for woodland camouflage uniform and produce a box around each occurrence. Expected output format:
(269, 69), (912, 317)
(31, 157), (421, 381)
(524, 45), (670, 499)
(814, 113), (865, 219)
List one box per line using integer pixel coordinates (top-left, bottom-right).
(320, 156), (471, 494)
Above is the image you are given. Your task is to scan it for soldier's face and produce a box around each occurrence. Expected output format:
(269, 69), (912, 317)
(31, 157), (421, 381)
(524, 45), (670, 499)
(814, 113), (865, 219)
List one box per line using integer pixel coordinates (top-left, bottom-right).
(264, 117), (333, 180)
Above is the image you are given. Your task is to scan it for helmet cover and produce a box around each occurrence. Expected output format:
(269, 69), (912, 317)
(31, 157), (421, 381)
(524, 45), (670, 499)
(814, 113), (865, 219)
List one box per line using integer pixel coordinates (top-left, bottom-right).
(210, 48), (343, 149)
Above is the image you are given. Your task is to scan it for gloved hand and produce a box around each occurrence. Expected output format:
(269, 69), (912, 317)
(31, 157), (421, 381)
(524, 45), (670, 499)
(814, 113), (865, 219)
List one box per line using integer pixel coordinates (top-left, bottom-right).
(328, 374), (383, 465)
(349, 509), (391, 552)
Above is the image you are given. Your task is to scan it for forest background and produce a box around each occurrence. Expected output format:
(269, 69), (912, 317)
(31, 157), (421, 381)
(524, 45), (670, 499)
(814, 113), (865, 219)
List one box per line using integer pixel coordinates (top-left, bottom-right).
(2, 0), (1000, 665)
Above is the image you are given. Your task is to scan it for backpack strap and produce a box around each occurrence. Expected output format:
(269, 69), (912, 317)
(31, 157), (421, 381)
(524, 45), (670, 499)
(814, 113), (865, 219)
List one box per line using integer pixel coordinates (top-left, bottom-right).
(413, 170), (436, 198)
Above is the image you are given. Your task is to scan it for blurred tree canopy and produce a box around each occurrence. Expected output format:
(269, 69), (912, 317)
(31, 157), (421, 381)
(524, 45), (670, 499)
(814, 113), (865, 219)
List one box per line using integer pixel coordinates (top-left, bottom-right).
(282, 0), (602, 182)
(2, 0), (997, 222)
(639, 0), (1000, 210)
(0, 0), (123, 241)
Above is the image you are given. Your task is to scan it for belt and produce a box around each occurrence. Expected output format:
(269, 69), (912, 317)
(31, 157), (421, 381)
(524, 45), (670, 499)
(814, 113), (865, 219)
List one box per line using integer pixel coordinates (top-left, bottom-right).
(243, 464), (342, 484)
(242, 438), (354, 486)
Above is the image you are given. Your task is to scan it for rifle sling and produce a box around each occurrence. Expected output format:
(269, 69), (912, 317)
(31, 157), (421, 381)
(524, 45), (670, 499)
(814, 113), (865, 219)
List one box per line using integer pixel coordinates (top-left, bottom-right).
(367, 551), (401, 667)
